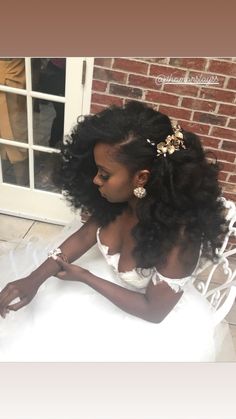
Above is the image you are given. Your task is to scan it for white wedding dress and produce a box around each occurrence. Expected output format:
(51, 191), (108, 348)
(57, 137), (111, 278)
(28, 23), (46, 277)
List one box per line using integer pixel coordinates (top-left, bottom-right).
(0, 218), (235, 362)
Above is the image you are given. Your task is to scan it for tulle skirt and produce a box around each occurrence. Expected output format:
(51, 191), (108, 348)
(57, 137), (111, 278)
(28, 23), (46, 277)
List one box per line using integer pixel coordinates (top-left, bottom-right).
(0, 219), (235, 362)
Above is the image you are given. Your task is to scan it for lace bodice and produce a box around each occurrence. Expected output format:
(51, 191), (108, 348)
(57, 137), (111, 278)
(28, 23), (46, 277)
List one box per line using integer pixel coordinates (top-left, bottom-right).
(96, 227), (202, 293)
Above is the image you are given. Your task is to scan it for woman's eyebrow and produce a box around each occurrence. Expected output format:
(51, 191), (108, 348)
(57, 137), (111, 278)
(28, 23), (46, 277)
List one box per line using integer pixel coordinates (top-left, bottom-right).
(96, 164), (110, 172)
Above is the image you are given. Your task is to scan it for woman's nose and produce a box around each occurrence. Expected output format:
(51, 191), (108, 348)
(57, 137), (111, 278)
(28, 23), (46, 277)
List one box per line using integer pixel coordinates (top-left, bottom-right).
(93, 173), (102, 186)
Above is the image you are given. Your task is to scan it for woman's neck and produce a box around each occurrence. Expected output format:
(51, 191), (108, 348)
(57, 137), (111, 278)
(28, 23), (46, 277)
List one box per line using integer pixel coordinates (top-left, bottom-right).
(127, 197), (138, 214)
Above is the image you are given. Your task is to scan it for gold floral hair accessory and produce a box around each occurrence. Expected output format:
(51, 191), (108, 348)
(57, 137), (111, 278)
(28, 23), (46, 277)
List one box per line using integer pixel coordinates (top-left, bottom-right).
(146, 124), (186, 157)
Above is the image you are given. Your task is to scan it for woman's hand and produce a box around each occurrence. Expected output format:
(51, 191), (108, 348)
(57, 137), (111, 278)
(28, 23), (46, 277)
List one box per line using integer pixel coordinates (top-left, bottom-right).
(0, 276), (40, 318)
(55, 257), (90, 282)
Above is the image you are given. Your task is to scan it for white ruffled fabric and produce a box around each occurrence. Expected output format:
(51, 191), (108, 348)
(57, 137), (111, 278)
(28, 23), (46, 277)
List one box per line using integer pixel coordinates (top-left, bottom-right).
(0, 219), (235, 362)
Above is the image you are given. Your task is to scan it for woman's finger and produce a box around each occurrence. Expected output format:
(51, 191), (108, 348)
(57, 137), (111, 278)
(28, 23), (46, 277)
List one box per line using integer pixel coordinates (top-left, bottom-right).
(55, 270), (67, 279)
(0, 285), (10, 305)
(0, 309), (7, 319)
(54, 256), (69, 271)
(8, 297), (28, 311)
(0, 288), (20, 312)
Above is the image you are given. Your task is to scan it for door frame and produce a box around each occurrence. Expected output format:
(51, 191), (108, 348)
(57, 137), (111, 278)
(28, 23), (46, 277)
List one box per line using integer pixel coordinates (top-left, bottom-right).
(0, 57), (94, 225)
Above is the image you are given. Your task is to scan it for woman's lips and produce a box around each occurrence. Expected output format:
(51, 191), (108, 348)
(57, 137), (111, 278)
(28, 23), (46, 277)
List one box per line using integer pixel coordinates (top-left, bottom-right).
(99, 189), (105, 197)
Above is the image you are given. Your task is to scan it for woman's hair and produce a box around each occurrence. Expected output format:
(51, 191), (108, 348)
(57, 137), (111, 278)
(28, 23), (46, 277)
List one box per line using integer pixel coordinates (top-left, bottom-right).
(54, 100), (227, 268)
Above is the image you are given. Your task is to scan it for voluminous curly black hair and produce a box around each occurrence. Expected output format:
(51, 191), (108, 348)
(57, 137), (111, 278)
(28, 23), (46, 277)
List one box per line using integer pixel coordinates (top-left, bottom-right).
(54, 100), (227, 269)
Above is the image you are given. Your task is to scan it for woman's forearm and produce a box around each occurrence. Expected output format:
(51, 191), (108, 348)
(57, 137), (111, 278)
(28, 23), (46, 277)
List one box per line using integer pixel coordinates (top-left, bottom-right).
(29, 218), (98, 287)
(29, 257), (65, 286)
(80, 271), (161, 323)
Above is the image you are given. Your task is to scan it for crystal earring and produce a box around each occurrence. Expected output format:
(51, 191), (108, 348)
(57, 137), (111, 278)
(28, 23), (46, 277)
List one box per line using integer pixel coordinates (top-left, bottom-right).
(133, 186), (147, 199)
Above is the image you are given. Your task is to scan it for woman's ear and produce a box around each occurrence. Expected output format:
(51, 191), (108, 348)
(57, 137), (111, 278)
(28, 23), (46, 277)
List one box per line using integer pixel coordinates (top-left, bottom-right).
(136, 170), (150, 186)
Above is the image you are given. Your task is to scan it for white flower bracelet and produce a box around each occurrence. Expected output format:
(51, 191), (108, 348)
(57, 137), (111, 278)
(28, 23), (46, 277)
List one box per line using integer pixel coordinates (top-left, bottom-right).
(48, 248), (68, 263)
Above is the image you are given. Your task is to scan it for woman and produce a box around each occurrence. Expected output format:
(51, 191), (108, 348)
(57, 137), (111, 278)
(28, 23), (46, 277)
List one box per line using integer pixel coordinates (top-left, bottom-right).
(0, 101), (233, 361)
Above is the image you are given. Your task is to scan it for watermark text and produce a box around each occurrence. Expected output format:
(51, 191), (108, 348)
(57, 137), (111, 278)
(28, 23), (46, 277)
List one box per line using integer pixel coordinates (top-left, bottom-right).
(155, 74), (219, 86)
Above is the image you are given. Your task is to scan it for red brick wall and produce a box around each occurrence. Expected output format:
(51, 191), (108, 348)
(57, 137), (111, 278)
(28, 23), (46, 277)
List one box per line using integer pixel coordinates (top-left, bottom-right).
(91, 57), (236, 202)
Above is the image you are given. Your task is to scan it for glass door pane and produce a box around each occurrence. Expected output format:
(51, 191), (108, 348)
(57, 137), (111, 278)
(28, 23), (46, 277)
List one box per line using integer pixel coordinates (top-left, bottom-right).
(0, 92), (28, 143)
(1, 145), (29, 186)
(0, 58), (29, 187)
(31, 58), (66, 96)
(34, 150), (60, 193)
(33, 98), (65, 148)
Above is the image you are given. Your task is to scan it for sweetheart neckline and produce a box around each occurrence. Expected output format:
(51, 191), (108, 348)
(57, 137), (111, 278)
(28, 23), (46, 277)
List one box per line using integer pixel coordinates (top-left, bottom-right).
(96, 227), (120, 256)
(96, 227), (136, 274)
(96, 227), (203, 282)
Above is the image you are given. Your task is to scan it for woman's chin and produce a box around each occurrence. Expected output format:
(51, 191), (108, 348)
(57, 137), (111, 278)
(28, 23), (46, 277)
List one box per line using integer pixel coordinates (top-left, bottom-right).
(100, 193), (111, 202)
(102, 194), (114, 203)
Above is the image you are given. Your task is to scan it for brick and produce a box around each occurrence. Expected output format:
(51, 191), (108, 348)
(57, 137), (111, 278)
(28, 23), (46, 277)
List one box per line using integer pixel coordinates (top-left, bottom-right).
(177, 120), (210, 135)
(200, 135), (221, 148)
(158, 105), (191, 120)
(109, 84), (142, 99)
(163, 83), (199, 97)
(169, 58), (207, 70)
(220, 161), (236, 173)
(211, 126), (236, 141)
(91, 93), (123, 107)
(113, 58), (148, 75)
(145, 91), (179, 106)
(208, 60), (236, 77)
(227, 78), (236, 90)
(93, 67), (127, 83)
(128, 74), (161, 90)
(228, 119), (236, 129)
(92, 80), (107, 92)
(144, 58), (169, 65)
(188, 70), (225, 88)
(229, 174), (236, 183)
(193, 112), (227, 126)
(149, 64), (186, 80)
(218, 172), (228, 181)
(199, 87), (235, 103)
(181, 98), (217, 112)
(222, 140), (236, 152)
(94, 58), (113, 68)
(219, 182), (236, 193)
(210, 149), (235, 163)
(218, 104), (236, 116)
(90, 103), (106, 114)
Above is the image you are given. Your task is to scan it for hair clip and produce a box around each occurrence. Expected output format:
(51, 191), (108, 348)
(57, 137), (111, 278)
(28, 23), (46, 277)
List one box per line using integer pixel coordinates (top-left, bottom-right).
(146, 124), (186, 157)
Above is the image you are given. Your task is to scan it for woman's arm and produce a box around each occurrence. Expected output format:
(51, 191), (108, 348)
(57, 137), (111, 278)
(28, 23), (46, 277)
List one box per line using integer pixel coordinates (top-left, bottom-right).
(0, 217), (99, 316)
(74, 238), (200, 322)
(55, 258), (183, 323)
(82, 271), (182, 323)
(30, 216), (99, 286)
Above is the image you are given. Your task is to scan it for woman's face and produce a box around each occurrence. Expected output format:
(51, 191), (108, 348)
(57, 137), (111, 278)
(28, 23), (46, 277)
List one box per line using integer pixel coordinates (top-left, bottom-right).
(93, 143), (137, 203)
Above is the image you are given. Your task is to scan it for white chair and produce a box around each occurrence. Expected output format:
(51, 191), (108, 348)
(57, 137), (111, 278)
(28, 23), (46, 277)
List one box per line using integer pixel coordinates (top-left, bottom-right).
(192, 198), (236, 326)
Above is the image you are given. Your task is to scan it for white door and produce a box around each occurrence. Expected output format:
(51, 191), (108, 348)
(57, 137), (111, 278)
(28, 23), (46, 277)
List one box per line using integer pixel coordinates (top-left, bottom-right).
(0, 57), (94, 224)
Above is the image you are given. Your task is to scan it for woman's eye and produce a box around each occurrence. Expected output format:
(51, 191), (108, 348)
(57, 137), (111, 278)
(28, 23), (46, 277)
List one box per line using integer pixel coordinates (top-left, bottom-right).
(98, 172), (110, 181)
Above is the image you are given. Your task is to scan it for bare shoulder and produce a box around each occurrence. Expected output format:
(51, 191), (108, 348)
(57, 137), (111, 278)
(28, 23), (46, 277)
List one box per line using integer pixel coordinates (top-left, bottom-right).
(76, 216), (100, 242)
